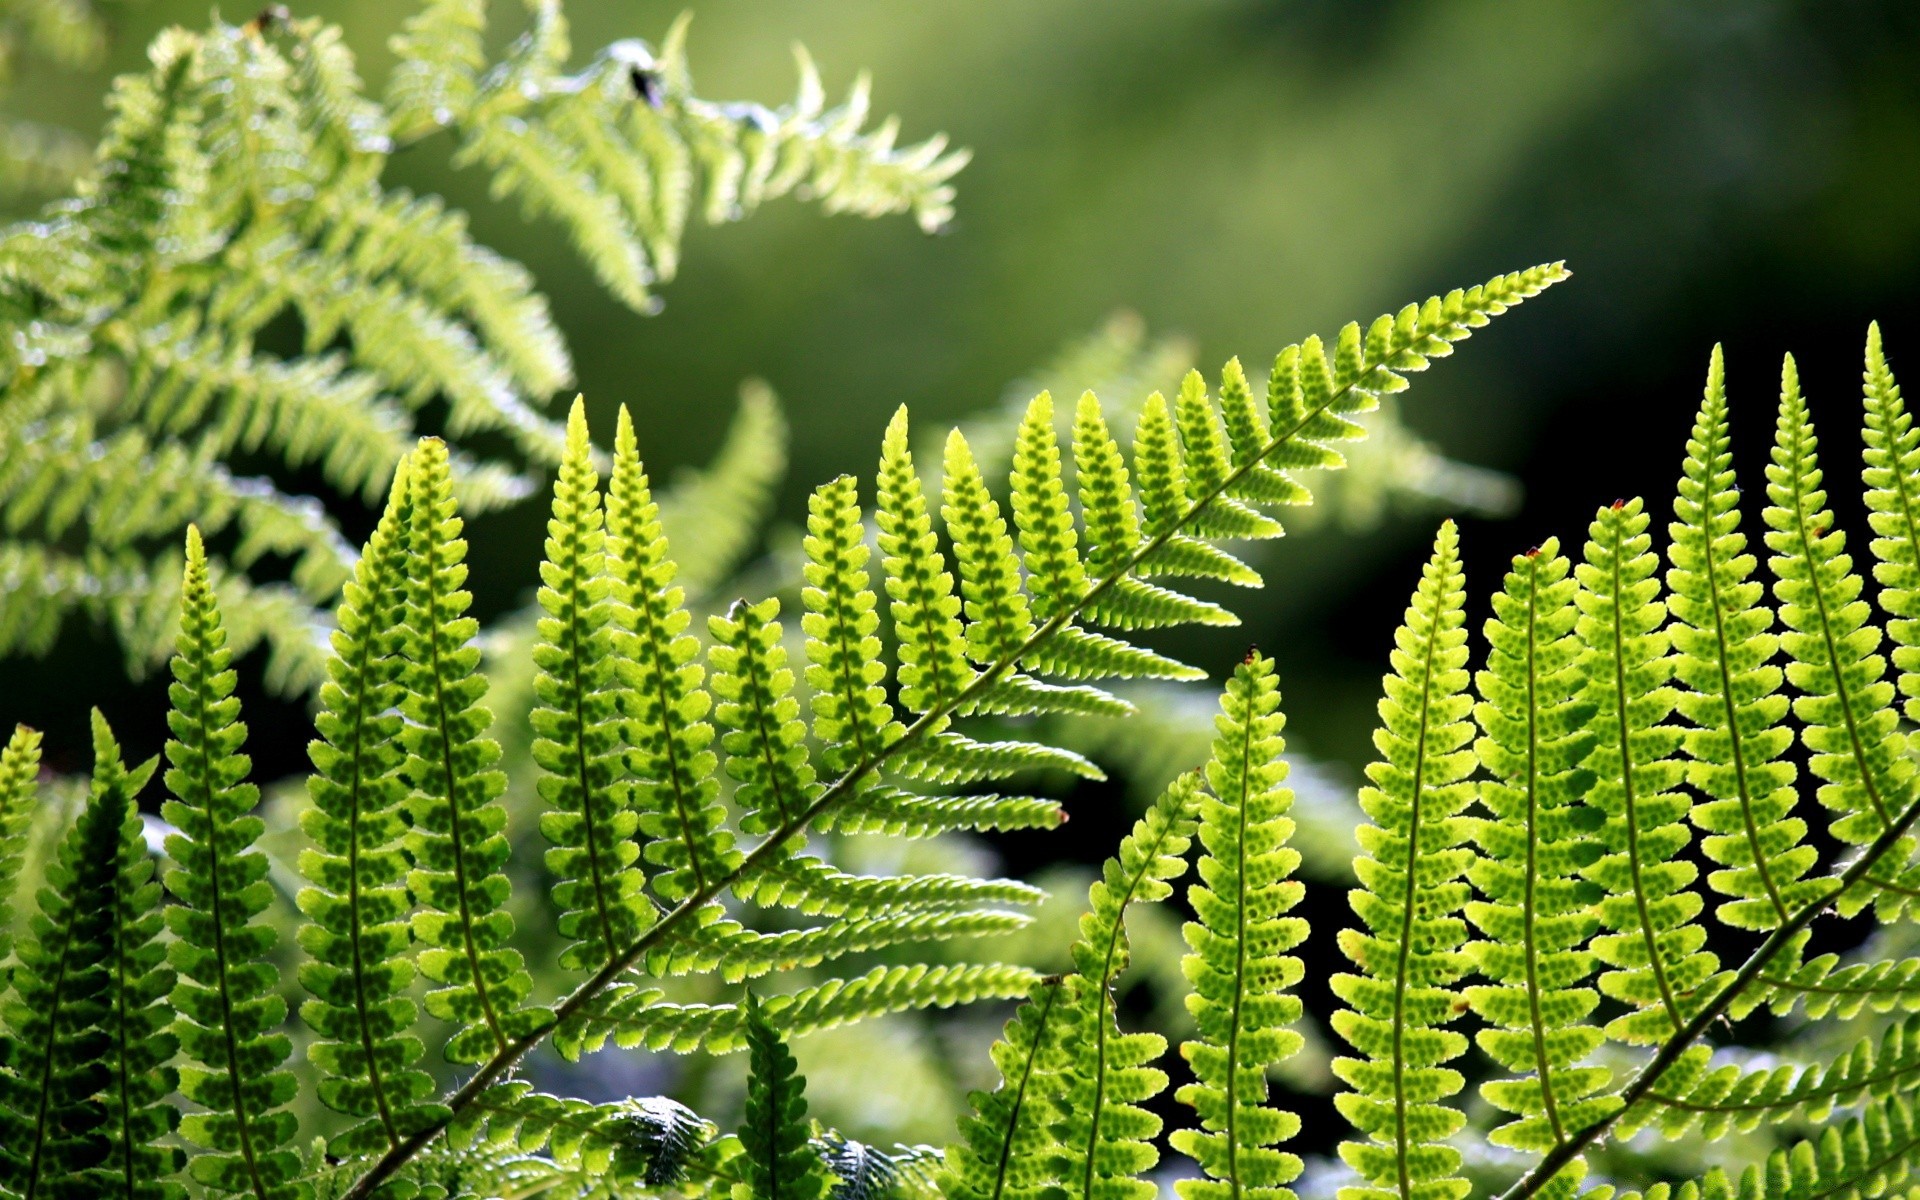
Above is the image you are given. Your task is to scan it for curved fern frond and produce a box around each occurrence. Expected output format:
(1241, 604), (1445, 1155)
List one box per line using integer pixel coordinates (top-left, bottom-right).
(1332, 522), (1475, 1200)
(1606, 1095), (1920, 1200)
(1764, 355), (1917, 918)
(0, 723), (42, 970)
(607, 405), (740, 906)
(398, 442), (549, 1065)
(739, 991), (833, 1200)
(1049, 775), (1198, 1200)
(1750, 951), (1920, 1020)
(96, 712), (186, 1200)
(1576, 498), (1716, 1044)
(1465, 538), (1610, 1179)
(0, 713), (152, 1200)
(1668, 348), (1816, 932)
(534, 402), (649, 972)
(160, 528), (305, 1200)
(1171, 653), (1309, 1200)
(1862, 323), (1920, 725)
(296, 457), (440, 1157)
(938, 976), (1073, 1200)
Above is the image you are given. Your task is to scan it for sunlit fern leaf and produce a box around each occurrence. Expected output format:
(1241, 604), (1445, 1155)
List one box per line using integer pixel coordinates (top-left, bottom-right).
(938, 976), (1073, 1200)
(607, 1096), (721, 1188)
(739, 991), (834, 1200)
(1745, 949), (1920, 1021)
(0, 713), (153, 1199)
(1604, 1095), (1920, 1200)
(607, 405), (742, 906)
(658, 381), (789, 600)
(1012, 392), (1090, 622)
(398, 441), (549, 1065)
(1332, 521), (1475, 1200)
(1576, 498), (1717, 1045)
(811, 788), (1065, 838)
(1171, 653), (1309, 1200)
(94, 711), (187, 1200)
(446, 1084), (722, 1190)
(0, 723), (41, 970)
(1627, 1011), (1920, 1141)
(1763, 356), (1918, 919)
(160, 528), (306, 1200)
(1668, 348), (1817, 933)
(735, 857), (1045, 921)
(1465, 539), (1610, 1183)
(534, 402), (650, 973)
(802, 473), (906, 781)
(710, 596), (818, 846)
(816, 1134), (940, 1200)
(878, 408), (975, 716)
(297, 457), (441, 1157)
(1862, 324), (1920, 724)
(646, 908), (1030, 985)
(1047, 775), (1196, 1200)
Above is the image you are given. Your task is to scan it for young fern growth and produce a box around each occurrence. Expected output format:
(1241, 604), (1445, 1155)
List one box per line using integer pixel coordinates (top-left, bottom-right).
(1863, 324), (1920, 724)
(1574, 498), (1716, 1044)
(738, 992), (834, 1200)
(1666, 350), (1815, 933)
(0, 724), (40, 970)
(1464, 539), (1609, 1189)
(1172, 653), (1309, 1200)
(161, 527), (306, 1200)
(534, 401), (649, 972)
(1333, 522), (1476, 1200)
(296, 458), (442, 1156)
(1763, 357), (1917, 918)
(399, 441), (549, 1065)
(0, 714), (155, 1200)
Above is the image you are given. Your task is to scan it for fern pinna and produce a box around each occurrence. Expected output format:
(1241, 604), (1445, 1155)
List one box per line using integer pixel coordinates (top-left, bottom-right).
(0, 263), (1559, 1200)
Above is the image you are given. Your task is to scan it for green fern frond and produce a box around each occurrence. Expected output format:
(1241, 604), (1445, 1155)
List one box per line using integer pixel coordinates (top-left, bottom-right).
(877, 408), (975, 716)
(1862, 324), (1920, 725)
(815, 1134), (939, 1200)
(739, 991), (834, 1200)
(1049, 776), (1198, 1200)
(1576, 498), (1717, 1045)
(1332, 522), (1475, 1200)
(709, 596), (817, 847)
(0, 723), (41, 969)
(534, 402), (650, 973)
(296, 457), (441, 1157)
(1171, 653), (1309, 1200)
(1764, 355), (1917, 917)
(658, 382), (789, 600)
(160, 528), (305, 1200)
(1668, 348), (1817, 932)
(802, 473), (906, 781)
(1748, 950), (1920, 1020)
(1605, 1095), (1920, 1200)
(938, 976), (1073, 1200)
(607, 404), (741, 905)
(735, 857), (1045, 922)
(0, 713), (154, 1200)
(1465, 539), (1610, 1175)
(398, 441), (549, 1064)
(650, 908), (1030, 985)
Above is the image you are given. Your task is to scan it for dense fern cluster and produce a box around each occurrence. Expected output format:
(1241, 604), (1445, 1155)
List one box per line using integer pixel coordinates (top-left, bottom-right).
(0, 0), (965, 691)
(0, 257), (1560, 1200)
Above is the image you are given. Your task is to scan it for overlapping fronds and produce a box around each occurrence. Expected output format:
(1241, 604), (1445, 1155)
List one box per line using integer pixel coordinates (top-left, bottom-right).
(0, 1), (961, 693)
(295, 459), (441, 1157)
(1333, 523), (1476, 1200)
(160, 529), (305, 1200)
(1171, 654), (1309, 1200)
(1465, 539), (1609, 1185)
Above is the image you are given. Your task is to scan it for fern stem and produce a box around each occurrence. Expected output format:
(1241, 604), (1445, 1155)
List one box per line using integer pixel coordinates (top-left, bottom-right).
(1496, 781), (1920, 1200)
(337, 281), (1556, 1200)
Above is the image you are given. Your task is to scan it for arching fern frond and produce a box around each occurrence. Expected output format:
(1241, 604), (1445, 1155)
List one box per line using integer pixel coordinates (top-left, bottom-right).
(1172, 653), (1309, 1200)
(1862, 322), (1920, 725)
(937, 976), (1073, 1200)
(160, 528), (305, 1200)
(1332, 522), (1476, 1200)
(1604, 1095), (1920, 1200)
(1466, 538), (1609, 1183)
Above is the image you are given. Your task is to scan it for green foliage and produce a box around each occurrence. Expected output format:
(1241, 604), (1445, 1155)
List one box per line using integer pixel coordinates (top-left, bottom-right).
(1171, 654), (1309, 1200)
(738, 992), (833, 1200)
(0, 0), (964, 693)
(0, 723), (40, 968)
(1333, 523), (1476, 1200)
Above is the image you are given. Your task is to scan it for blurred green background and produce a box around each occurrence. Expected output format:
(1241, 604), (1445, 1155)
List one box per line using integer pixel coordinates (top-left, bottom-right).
(7, 0), (1920, 1169)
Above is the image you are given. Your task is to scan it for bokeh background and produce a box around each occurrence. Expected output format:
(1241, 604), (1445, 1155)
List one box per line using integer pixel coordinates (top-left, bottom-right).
(7, 0), (1920, 1178)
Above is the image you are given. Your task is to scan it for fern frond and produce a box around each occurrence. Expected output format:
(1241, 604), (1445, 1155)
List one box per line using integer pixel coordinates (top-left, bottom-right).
(534, 402), (649, 973)
(1171, 653), (1309, 1200)
(159, 528), (305, 1200)
(0, 723), (42, 969)
(1049, 775), (1198, 1200)
(938, 976), (1073, 1200)
(398, 442), (548, 1064)
(709, 596), (817, 846)
(1607, 1096), (1920, 1200)
(735, 856), (1045, 922)
(1629, 1011), (1920, 1141)
(651, 908), (1030, 985)
(1764, 355), (1917, 917)
(1332, 522), (1475, 1200)
(296, 457), (441, 1157)
(1577, 498), (1717, 1044)
(658, 381), (788, 600)
(94, 712), (187, 1200)
(1465, 539), (1610, 1175)
(801, 473), (905, 781)
(877, 407), (974, 716)
(1668, 348), (1817, 932)
(0, 713), (152, 1199)
(1748, 951), (1920, 1020)
(739, 991), (834, 1200)
(816, 1134), (940, 1200)
(1862, 323), (1920, 725)
(607, 405), (740, 905)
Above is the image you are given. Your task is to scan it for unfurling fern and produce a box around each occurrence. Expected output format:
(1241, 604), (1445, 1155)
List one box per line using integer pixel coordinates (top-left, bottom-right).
(0, 0), (966, 692)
